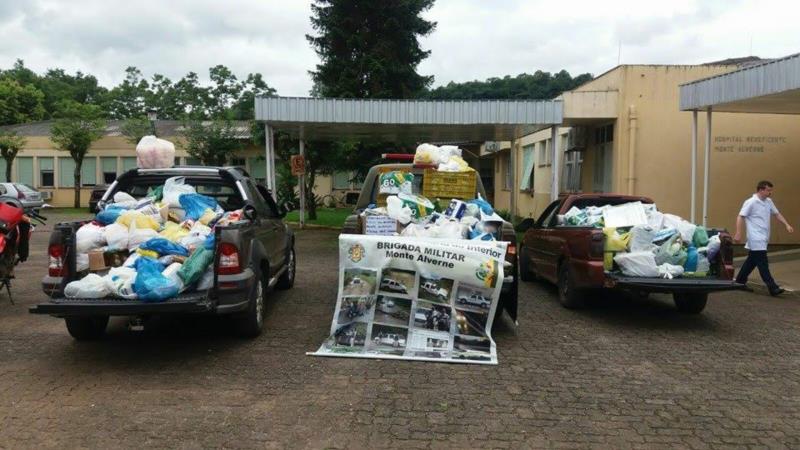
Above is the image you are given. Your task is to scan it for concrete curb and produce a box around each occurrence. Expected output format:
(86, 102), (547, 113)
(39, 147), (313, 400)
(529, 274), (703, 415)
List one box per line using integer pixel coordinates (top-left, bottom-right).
(734, 248), (800, 262)
(746, 281), (799, 298)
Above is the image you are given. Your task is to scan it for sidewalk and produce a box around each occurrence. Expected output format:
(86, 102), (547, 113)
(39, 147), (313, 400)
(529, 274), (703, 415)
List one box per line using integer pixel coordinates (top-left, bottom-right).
(734, 249), (800, 297)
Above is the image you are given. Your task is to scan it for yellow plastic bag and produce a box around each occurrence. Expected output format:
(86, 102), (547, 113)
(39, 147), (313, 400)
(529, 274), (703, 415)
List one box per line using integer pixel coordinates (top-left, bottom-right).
(116, 210), (160, 231)
(603, 227), (631, 270)
(198, 208), (217, 225)
(159, 221), (189, 242)
(136, 249), (159, 259)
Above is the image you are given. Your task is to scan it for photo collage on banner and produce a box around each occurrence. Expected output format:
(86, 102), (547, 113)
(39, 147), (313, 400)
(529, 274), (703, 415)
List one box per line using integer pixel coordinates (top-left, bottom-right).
(312, 235), (507, 364)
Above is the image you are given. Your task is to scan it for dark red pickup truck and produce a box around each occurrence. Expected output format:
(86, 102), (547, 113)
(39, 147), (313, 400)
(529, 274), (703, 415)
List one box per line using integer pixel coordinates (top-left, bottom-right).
(518, 194), (743, 314)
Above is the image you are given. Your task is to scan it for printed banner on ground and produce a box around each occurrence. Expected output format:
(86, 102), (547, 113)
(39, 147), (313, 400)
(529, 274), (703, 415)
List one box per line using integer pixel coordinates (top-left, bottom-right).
(310, 235), (507, 365)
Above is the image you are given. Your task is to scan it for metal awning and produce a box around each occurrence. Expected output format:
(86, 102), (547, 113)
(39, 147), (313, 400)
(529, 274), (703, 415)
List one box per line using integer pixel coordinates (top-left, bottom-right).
(255, 97), (562, 141)
(680, 53), (800, 113)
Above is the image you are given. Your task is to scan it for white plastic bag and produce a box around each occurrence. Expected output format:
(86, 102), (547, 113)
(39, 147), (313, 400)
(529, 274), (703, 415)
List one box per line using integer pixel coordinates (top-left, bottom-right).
(163, 176), (196, 208)
(113, 192), (137, 209)
(629, 225), (657, 252)
(127, 221), (158, 250)
(196, 267), (214, 291)
(386, 196), (413, 225)
(647, 210), (665, 230)
(76, 253), (89, 272)
(663, 214), (697, 243)
(614, 251), (659, 277)
(103, 266), (138, 299)
(658, 263), (685, 279)
(603, 201), (648, 228)
(162, 262), (186, 293)
(76, 222), (106, 253)
(103, 223), (129, 251)
(136, 135), (176, 169)
(436, 221), (467, 239)
(696, 255), (710, 273)
(706, 235), (721, 261)
(64, 273), (111, 298)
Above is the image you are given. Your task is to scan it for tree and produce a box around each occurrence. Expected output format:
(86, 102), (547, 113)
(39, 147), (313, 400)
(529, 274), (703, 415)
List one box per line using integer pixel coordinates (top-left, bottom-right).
(0, 79), (45, 125)
(119, 116), (153, 144)
(0, 131), (26, 182)
(424, 70), (594, 100)
(50, 102), (106, 207)
(103, 67), (149, 119)
(179, 120), (244, 166)
(307, 0), (436, 98)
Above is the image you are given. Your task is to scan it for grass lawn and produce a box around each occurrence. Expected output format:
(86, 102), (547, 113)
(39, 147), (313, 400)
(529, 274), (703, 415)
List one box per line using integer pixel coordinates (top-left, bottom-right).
(285, 207), (351, 229)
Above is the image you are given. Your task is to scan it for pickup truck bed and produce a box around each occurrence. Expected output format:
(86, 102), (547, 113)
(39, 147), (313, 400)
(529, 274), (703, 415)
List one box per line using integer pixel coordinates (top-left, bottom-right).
(31, 166), (296, 340)
(519, 193), (743, 314)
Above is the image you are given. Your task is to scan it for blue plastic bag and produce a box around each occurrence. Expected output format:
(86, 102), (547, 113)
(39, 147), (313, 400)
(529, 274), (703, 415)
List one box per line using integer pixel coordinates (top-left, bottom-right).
(139, 237), (189, 257)
(96, 205), (126, 225)
(133, 257), (179, 302)
(467, 195), (494, 215)
(684, 246), (698, 272)
(179, 194), (219, 220)
(203, 233), (215, 250)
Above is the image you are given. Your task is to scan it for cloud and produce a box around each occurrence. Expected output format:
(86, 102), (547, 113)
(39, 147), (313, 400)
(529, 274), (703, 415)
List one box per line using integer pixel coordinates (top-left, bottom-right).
(0, 0), (796, 96)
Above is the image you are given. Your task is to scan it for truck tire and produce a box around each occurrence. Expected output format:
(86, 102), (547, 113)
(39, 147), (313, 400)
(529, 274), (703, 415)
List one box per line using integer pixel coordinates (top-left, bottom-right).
(276, 247), (296, 290)
(557, 264), (585, 309)
(519, 246), (534, 282)
(234, 268), (266, 338)
(65, 316), (109, 341)
(673, 293), (708, 314)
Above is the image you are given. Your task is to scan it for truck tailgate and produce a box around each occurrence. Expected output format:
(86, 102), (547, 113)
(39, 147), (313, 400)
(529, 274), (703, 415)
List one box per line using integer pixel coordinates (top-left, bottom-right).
(30, 291), (214, 316)
(610, 275), (745, 293)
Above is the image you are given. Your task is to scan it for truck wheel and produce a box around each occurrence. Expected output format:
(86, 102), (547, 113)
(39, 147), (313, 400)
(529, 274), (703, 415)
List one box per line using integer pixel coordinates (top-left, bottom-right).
(557, 264), (585, 309)
(673, 293), (708, 314)
(276, 247), (296, 290)
(519, 246), (535, 282)
(235, 269), (266, 338)
(65, 316), (109, 341)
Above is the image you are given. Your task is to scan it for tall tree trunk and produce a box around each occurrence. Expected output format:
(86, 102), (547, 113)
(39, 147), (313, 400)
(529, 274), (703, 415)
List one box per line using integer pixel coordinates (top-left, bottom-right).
(306, 171), (317, 220)
(4, 157), (12, 183)
(73, 160), (82, 209)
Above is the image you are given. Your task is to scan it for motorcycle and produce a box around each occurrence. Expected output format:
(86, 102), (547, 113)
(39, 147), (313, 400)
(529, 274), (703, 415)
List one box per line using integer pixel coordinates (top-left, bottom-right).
(0, 197), (46, 304)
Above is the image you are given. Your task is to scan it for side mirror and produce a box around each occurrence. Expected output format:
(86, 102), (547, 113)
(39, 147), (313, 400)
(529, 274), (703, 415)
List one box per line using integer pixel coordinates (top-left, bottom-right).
(243, 205), (258, 221)
(515, 218), (537, 233)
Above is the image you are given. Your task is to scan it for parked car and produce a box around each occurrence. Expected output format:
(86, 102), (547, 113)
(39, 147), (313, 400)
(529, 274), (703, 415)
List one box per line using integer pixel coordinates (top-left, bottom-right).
(380, 277), (407, 293)
(458, 292), (491, 309)
(31, 166), (296, 339)
(377, 298), (396, 312)
(373, 333), (406, 347)
(342, 162), (518, 323)
(421, 281), (449, 300)
(88, 185), (108, 213)
(0, 183), (44, 209)
(517, 193), (743, 314)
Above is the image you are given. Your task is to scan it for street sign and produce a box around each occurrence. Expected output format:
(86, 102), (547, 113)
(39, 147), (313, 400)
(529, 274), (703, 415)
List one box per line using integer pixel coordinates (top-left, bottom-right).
(291, 155), (306, 176)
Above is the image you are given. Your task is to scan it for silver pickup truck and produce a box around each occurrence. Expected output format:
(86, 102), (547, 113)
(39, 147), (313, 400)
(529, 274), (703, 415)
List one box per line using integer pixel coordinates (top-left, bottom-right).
(31, 166), (296, 340)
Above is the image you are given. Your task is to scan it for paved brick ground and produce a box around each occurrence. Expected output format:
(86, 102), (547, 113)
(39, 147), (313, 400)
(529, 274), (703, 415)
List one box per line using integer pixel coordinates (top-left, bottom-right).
(0, 221), (799, 448)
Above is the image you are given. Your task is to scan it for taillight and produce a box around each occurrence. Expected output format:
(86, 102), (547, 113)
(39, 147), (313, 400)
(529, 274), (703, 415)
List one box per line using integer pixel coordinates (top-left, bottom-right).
(48, 244), (65, 276)
(217, 243), (241, 275)
(590, 232), (604, 258)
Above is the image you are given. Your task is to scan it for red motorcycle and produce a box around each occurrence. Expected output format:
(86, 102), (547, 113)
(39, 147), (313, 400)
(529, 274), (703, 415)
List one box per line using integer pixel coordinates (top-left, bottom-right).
(0, 198), (45, 303)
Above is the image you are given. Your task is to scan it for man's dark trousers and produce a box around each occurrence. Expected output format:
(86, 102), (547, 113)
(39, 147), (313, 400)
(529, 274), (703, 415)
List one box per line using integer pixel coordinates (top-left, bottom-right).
(736, 250), (779, 293)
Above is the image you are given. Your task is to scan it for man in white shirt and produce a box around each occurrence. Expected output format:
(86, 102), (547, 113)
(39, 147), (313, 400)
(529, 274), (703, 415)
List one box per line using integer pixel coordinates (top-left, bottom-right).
(734, 180), (794, 296)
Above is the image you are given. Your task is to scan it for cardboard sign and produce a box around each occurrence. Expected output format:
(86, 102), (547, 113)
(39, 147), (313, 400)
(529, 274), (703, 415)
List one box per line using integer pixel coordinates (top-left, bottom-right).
(422, 169), (476, 200)
(290, 155), (306, 176)
(364, 215), (398, 235)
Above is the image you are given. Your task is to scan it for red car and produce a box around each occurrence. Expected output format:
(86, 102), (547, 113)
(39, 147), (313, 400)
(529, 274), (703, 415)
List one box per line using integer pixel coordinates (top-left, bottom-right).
(518, 194), (743, 314)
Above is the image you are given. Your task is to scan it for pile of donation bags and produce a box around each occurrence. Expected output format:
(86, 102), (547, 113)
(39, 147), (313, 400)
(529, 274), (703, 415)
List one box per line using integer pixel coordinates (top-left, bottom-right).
(64, 176), (245, 301)
(360, 143), (505, 241)
(559, 201), (721, 279)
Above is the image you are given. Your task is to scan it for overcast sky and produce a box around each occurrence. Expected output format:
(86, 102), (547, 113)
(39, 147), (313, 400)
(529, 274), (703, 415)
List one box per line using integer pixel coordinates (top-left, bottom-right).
(0, 0), (798, 96)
